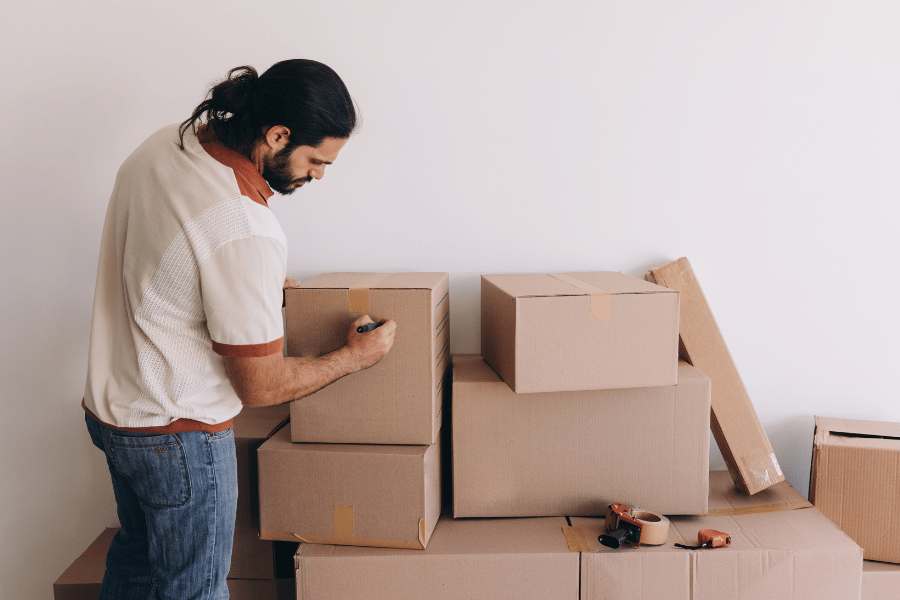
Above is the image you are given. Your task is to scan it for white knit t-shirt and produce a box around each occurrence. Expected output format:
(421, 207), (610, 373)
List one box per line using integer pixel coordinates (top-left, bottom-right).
(84, 124), (286, 432)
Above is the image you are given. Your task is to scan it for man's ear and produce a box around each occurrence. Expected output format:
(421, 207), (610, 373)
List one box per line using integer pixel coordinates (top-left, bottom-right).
(263, 125), (291, 151)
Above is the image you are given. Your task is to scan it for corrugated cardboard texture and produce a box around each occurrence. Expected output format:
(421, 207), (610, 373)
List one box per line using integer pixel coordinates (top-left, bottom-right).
(286, 272), (449, 445)
(294, 515), (579, 600)
(452, 355), (710, 517)
(53, 528), (295, 600)
(573, 471), (862, 600)
(480, 272), (680, 393)
(257, 426), (441, 549)
(862, 560), (900, 600)
(810, 416), (900, 564)
(648, 257), (784, 495)
(231, 410), (291, 578)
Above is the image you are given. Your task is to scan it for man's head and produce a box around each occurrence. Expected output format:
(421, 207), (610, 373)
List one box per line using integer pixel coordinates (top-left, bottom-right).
(257, 127), (348, 195)
(180, 59), (357, 192)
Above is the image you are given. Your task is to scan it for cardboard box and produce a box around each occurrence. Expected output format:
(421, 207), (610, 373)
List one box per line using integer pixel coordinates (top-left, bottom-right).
(862, 560), (900, 600)
(452, 355), (711, 517)
(53, 528), (294, 600)
(481, 271), (679, 393)
(648, 257), (784, 495)
(257, 426), (441, 549)
(293, 515), (579, 600)
(53, 528), (116, 600)
(810, 416), (900, 564)
(572, 470), (862, 600)
(231, 408), (294, 578)
(286, 272), (449, 445)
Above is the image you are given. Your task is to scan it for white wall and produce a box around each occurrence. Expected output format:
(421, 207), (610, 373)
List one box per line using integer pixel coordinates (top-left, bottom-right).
(2, 1), (899, 597)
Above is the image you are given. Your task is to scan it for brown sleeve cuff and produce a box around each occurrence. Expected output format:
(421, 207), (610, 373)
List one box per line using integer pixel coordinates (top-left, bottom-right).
(212, 337), (284, 358)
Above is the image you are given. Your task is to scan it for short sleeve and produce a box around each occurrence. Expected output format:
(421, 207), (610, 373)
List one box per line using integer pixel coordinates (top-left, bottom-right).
(200, 234), (286, 357)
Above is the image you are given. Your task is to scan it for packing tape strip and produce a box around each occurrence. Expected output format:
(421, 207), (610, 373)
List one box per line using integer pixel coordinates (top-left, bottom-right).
(260, 507), (429, 550)
(562, 526), (591, 552)
(632, 509), (670, 546)
(548, 273), (611, 321)
(348, 273), (391, 314)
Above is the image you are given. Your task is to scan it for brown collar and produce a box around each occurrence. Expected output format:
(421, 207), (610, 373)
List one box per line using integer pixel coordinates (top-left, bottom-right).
(197, 125), (274, 207)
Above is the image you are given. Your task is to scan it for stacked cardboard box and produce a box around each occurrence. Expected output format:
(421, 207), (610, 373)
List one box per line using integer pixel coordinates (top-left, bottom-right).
(257, 273), (449, 549)
(465, 271), (710, 515)
(54, 405), (296, 600)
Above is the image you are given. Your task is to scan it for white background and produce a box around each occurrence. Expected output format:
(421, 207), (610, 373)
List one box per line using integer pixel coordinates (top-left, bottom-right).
(2, 1), (899, 597)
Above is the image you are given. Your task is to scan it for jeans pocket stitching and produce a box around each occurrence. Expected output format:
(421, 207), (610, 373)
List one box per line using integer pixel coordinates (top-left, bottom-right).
(109, 434), (192, 509)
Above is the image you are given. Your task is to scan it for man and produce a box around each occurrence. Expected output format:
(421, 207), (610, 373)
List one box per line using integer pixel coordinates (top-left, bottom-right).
(83, 60), (395, 599)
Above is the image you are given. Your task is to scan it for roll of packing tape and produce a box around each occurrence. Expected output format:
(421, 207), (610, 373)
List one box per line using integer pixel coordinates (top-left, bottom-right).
(632, 509), (670, 546)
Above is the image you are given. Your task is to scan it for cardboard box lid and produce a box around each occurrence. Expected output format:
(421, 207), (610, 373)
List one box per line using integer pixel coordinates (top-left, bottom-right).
(260, 426), (431, 458)
(483, 272), (677, 299)
(298, 272), (448, 290)
(815, 416), (900, 447)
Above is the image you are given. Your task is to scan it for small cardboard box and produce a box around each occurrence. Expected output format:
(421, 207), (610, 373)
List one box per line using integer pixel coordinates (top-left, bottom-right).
(231, 407), (293, 579)
(286, 272), (449, 445)
(293, 515), (579, 600)
(810, 416), (900, 564)
(572, 471), (862, 600)
(481, 271), (679, 393)
(452, 355), (710, 517)
(257, 426), (441, 549)
(648, 257), (784, 495)
(862, 560), (900, 600)
(52, 528), (295, 600)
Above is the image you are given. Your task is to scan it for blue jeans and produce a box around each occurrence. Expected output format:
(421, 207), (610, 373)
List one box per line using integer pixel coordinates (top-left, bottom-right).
(86, 414), (238, 600)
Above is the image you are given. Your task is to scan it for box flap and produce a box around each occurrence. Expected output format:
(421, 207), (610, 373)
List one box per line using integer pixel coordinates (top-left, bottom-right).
(300, 272), (447, 290)
(483, 272), (675, 299)
(233, 413), (289, 439)
(815, 415), (900, 442)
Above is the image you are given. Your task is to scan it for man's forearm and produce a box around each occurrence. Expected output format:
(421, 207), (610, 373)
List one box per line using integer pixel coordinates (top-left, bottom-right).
(224, 348), (359, 408)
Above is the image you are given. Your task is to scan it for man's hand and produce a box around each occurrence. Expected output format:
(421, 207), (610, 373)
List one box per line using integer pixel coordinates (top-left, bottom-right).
(223, 314), (397, 408)
(345, 315), (397, 371)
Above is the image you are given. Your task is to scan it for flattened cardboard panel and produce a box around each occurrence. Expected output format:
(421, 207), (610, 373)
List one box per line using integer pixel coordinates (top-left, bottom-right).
(452, 355), (709, 517)
(648, 257), (783, 495)
(294, 516), (578, 600)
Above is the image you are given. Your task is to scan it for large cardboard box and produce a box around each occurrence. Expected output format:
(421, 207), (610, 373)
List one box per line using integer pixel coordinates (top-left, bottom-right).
(648, 257), (784, 495)
(452, 355), (710, 517)
(481, 271), (680, 393)
(293, 515), (579, 600)
(862, 560), (900, 600)
(572, 470), (862, 600)
(286, 272), (449, 445)
(53, 528), (295, 600)
(810, 416), (900, 564)
(231, 407), (294, 579)
(257, 426), (441, 549)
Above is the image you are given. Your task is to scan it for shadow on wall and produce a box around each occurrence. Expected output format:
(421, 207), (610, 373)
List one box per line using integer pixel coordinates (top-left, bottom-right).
(766, 416), (816, 499)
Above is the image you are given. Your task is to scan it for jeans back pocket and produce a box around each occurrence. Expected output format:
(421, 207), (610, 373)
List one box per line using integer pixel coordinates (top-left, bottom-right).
(109, 433), (192, 508)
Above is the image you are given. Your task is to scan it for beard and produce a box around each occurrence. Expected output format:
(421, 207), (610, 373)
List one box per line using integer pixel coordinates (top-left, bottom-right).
(262, 147), (311, 195)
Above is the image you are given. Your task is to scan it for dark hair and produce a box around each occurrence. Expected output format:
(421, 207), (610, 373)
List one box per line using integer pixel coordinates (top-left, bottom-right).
(179, 59), (357, 153)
